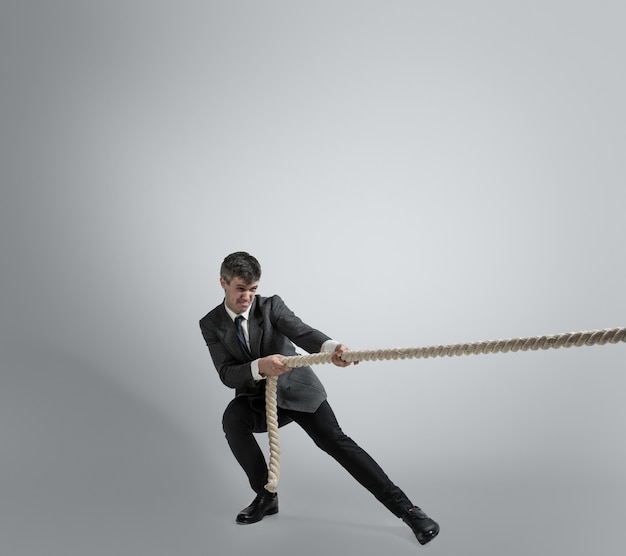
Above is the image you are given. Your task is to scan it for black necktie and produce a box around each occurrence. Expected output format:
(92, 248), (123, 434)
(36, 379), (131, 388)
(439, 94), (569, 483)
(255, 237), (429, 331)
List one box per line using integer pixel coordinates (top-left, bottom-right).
(235, 315), (252, 358)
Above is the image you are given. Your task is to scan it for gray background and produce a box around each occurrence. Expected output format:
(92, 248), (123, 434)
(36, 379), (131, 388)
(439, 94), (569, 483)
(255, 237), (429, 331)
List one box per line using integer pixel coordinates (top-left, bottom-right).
(1, 1), (625, 555)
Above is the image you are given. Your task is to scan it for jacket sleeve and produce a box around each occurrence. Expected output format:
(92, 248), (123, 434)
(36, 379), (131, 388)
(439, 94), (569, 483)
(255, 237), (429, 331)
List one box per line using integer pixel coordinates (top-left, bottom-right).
(269, 295), (331, 354)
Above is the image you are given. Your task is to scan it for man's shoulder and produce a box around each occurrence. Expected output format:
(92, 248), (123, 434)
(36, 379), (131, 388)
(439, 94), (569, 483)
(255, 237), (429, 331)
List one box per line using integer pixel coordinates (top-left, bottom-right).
(199, 302), (227, 327)
(252, 294), (288, 314)
(254, 293), (282, 306)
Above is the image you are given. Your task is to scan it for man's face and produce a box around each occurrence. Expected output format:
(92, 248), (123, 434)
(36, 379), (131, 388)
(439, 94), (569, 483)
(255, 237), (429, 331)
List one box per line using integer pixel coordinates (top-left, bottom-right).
(220, 276), (259, 314)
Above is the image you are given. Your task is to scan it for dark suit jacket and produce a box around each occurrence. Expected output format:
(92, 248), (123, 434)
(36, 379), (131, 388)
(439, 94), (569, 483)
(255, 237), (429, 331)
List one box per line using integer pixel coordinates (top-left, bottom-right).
(199, 295), (329, 412)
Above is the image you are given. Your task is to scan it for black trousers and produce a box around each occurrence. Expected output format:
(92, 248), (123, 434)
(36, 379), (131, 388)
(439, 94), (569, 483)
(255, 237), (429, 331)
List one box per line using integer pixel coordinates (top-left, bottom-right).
(222, 396), (413, 518)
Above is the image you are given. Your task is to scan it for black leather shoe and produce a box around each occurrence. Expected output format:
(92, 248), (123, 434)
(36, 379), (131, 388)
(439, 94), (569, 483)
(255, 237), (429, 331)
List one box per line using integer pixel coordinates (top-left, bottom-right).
(236, 491), (278, 524)
(401, 506), (440, 545)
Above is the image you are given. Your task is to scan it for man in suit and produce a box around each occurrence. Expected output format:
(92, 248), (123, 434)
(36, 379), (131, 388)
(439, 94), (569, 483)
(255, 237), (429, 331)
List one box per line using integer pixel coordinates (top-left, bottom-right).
(199, 251), (439, 545)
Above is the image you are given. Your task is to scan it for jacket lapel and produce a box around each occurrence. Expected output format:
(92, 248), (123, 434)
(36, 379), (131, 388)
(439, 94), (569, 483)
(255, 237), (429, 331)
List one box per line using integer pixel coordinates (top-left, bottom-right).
(248, 297), (263, 359)
(215, 304), (251, 360)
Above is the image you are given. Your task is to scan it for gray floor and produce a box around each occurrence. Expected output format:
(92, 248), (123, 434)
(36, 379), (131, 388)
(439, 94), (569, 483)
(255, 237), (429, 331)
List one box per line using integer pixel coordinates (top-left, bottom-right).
(3, 347), (624, 556)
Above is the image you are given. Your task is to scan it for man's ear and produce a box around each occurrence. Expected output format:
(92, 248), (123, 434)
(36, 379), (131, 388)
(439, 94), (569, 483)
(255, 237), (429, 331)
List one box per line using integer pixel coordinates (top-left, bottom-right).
(219, 276), (228, 289)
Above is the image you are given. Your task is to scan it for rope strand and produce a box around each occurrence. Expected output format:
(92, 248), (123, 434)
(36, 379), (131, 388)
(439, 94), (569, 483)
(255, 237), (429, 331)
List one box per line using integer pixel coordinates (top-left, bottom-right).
(282, 326), (626, 367)
(264, 326), (625, 492)
(264, 376), (280, 493)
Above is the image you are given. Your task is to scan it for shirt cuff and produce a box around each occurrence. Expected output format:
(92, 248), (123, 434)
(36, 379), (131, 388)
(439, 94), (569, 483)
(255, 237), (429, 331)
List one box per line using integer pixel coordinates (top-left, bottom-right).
(321, 339), (340, 353)
(251, 359), (265, 381)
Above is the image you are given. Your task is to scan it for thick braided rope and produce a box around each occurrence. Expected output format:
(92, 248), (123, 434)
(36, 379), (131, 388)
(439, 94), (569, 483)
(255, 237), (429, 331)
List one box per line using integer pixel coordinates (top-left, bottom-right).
(264, 326), (625, 492)
(282, 326), (626, 367)
(264, 376), (280, 493)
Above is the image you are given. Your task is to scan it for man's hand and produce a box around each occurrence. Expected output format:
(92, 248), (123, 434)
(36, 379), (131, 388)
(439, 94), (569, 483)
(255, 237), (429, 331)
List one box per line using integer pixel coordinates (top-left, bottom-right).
(258, 354), (292, 377)
(331, 344), (359, 367)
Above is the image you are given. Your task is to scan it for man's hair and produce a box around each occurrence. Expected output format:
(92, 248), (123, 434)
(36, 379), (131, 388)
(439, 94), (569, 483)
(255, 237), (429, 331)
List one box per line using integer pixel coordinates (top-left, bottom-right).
(220, 251), (262, 284)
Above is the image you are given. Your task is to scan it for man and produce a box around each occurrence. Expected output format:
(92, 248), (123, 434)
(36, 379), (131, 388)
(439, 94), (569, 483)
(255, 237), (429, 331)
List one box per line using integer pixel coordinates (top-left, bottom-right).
(199, 252), (439, 545)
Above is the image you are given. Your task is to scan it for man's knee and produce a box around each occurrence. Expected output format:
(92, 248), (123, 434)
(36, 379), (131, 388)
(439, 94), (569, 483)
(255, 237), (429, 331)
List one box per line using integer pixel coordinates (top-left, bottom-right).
(311, 424), (352, 453)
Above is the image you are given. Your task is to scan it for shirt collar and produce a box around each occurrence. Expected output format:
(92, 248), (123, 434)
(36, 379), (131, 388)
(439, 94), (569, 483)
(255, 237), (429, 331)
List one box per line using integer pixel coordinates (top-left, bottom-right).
(223, 301), (251, 322)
